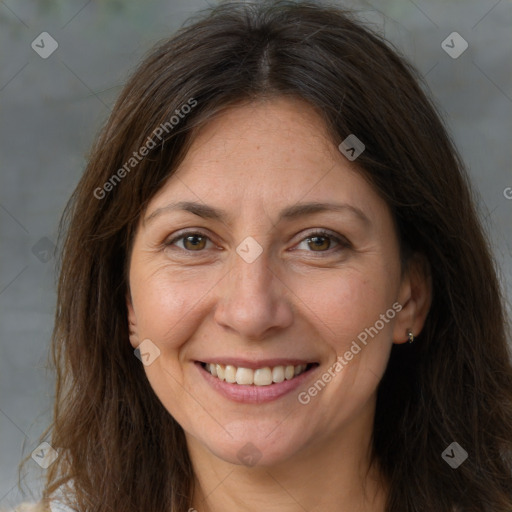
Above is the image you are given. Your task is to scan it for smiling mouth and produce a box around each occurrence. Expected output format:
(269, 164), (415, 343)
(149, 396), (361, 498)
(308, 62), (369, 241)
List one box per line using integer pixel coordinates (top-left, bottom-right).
(198, 362), (319, 386)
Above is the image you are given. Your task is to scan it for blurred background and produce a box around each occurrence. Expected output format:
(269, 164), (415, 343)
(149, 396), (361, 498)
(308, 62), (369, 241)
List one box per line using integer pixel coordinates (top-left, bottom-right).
(1, 0), (511, 507)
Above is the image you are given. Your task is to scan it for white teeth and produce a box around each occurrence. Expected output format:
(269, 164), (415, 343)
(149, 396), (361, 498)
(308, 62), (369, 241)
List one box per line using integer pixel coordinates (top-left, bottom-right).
(235, 367), (253, 385)
(285, 365), (295, 380)
(203, 363), (311, 385)
(224, 365), (237, 383)
(254, 367), (272, 386)
(272, 366), (285, 383)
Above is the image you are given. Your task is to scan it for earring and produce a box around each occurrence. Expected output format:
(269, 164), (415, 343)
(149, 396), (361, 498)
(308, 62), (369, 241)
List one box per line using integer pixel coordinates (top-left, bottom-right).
(407, 329), (415, 344)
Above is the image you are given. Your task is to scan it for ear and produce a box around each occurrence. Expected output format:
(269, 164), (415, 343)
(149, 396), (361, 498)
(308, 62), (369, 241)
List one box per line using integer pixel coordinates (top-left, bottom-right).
(126, 293), (140, 349)
(392, 253), (432, 344)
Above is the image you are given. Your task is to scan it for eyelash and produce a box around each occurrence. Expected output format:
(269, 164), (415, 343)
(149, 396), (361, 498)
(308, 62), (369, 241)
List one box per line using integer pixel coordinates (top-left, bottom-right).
(164, 229), (350, 256)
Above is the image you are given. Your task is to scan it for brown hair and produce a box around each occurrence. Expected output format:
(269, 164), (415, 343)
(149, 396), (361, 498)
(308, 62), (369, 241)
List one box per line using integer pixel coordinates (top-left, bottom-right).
(25, 1), (512, 510)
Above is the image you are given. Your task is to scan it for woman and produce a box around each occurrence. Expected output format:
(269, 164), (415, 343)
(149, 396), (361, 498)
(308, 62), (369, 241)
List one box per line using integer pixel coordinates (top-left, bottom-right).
(15, 1), (512, 511)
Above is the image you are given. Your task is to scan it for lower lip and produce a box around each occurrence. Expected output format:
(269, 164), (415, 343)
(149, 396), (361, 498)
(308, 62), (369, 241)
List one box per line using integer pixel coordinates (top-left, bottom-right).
(195, 362), (318, 404)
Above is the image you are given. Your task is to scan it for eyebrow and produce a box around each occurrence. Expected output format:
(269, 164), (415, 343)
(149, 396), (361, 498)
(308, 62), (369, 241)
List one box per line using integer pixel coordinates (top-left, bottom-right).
(144, 200), (370, 226)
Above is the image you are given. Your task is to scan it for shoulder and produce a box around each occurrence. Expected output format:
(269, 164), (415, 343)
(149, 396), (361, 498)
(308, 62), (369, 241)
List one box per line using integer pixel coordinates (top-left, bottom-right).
(6, 502), (74, 512)
(5, 504), (45, 512)
(7, 480), (76, 512)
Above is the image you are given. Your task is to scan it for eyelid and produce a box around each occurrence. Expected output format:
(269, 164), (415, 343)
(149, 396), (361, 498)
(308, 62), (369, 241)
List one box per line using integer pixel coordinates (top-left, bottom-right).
(164, 229), (217, 251)
(164, 228), (351, 254)
(295, 229), (351, 251)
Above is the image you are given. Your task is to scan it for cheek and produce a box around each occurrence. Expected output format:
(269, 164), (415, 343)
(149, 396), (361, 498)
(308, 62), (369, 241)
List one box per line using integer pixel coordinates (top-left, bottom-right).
(293, 270), (397, 419)
(130, 267), (220, 351)
(131, 270), (213, 416)
(295, 267), (396, 347)
(131, 264), (232, 373)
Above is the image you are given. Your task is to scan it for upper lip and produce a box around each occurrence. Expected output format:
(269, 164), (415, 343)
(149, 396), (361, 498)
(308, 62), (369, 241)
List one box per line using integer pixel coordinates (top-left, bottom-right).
(197, 358), (318, 369)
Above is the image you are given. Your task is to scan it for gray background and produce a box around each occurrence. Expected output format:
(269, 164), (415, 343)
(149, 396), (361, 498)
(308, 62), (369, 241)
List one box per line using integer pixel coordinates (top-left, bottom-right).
(1, 0), (511, 507)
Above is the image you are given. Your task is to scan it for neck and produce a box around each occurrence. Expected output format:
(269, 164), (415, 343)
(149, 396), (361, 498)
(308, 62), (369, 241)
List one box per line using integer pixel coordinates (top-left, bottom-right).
(186, 401), (388, 512)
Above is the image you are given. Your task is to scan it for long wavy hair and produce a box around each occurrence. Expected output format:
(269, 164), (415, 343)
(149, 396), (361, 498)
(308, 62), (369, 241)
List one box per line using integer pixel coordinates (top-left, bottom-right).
(24, 1), (512, 511)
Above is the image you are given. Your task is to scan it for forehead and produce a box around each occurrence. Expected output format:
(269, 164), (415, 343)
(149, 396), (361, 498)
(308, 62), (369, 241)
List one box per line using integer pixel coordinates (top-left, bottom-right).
(181, 97), (338, 175)
(150, 97), (381, 214)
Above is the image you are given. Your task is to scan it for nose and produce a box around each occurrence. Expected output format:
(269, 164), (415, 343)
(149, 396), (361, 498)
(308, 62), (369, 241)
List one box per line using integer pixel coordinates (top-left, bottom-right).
(213, 247), (294, 341)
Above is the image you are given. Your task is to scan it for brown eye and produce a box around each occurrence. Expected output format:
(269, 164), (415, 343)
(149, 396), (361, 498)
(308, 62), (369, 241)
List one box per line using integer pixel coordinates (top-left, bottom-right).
(296, 230), (345, 254)
(306, 235), (332, 251)
(182, 234), (207, 250)
(166, 231), (212, 252)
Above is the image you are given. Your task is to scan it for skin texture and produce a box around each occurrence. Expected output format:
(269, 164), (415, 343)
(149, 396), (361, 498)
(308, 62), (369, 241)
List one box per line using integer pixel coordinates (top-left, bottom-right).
(127, 97), (431, 511)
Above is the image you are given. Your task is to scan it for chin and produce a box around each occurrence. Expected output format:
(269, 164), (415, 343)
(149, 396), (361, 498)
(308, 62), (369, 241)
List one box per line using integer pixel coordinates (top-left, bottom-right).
(191, 418), (314, 468)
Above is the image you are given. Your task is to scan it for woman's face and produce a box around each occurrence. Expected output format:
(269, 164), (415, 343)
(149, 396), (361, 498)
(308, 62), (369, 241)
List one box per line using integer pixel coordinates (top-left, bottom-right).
(127, 97), (416, 467)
